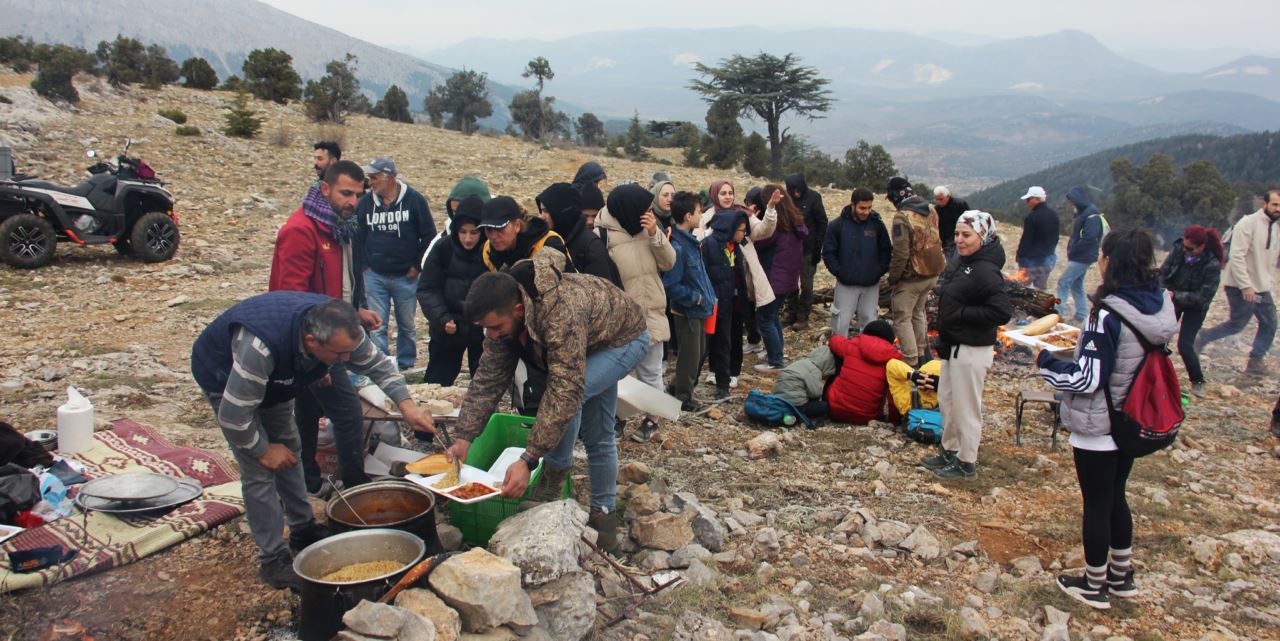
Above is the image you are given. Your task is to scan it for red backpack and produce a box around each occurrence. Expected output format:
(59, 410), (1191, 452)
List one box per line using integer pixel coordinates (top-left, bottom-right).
(1100, 303), (1182, 456)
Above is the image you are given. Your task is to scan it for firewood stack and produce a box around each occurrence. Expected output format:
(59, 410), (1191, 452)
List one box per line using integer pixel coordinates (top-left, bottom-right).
(812, 278), (1059, 327)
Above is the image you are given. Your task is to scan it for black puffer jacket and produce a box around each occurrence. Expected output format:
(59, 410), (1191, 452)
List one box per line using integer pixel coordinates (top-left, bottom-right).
(1160, 241), (1222, 311)
(937, 238), (1014, 350)
(786, 173), (828, 259)
(417, 198), (488, 333)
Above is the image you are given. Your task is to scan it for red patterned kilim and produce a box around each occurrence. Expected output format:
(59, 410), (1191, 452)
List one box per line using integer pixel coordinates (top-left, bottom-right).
(0, 419), (245, 593)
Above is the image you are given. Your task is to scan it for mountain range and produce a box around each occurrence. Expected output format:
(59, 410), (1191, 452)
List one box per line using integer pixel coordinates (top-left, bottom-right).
(5, 1), (1279, 190)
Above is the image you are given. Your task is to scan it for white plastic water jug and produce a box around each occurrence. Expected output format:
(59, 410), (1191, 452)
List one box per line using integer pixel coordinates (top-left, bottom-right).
(56, 386), (94, 454)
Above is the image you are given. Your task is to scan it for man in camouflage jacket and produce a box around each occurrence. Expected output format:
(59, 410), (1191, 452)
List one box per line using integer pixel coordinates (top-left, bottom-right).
(448, 251), (648, 549)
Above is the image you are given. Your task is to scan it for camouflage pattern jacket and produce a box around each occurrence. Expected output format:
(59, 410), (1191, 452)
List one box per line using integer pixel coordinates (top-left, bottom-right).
(454, 251), (646, 458)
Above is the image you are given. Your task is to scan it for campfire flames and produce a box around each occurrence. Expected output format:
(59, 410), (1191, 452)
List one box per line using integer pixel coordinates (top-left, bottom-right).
(996, 326), (1014, 350)
(1006, 268), (1032, 285)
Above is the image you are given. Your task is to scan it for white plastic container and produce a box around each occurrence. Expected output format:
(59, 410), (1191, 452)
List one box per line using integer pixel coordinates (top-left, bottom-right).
(56, 386), (95, 454)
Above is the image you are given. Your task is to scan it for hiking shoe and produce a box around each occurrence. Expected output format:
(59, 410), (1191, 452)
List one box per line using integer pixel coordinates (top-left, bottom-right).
(934, 460), (977, 479)
(730, 376), (740, 389)
(259, 553), (303, 591)
(1107, 569), (1139, 598)
(1246, 357), (1270, 376)
(631, 418), (658, 443)
(743, 342), (762, 355)
(753, 363), (781, 374)
(920, 449), (957, 470)
(705, 372), (717, 384)
(714, 386), (730, 400)
(288, 521), (330, 553)
(1056, 574), (1111, 610)
(680, 398), (705, 413)
(588, 507), (622, 553)
(790, 318), (809, 331)
(1190, 381), (1207, 398)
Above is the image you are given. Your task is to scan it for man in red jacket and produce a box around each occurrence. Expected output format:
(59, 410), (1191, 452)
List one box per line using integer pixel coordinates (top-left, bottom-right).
(269, 160), (381, 494)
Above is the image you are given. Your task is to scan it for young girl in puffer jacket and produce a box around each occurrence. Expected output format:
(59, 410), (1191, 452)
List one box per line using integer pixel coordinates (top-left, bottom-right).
(1037, 228), (1178, 611)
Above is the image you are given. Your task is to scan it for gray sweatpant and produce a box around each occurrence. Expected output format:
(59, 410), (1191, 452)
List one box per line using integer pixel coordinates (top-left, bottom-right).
(206, 393), (315, 562)
(830, 283), (880, 338)
(938, 344), (994, 464)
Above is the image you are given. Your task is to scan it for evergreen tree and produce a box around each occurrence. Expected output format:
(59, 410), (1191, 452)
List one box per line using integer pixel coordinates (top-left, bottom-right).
(142, 44), (180, 88)
(222, 91), (263, 138)
(96, 35), (146, 86)
(521, 57), (554, 93)
(179, 57), (218, 90)
(624, 111), (650, 159)
(576, 112), (604, 146)
(1179, 159), (1235, 230)
(242, 48), (302, 104)
(0, 36), (36, 73)
(219, 74), (244, 92)
(742, 132), (769, 177)
(670, 122), (701, 149)
(702, 98), (743, 170)
(375, 84), (412, 123)
(302, 54), (361, 124)
(424, 69), (492, 134)
(843, 140), (898, 190)
(32, 44), (94, 103)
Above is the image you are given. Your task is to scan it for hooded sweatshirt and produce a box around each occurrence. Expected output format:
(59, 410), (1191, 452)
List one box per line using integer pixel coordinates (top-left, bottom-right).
(357, 180), (437, 274)
(786, 173), (828, 258)
(936, 237), (1014, 350)
(1038, 283), (1178, 447)
(537, 183), (619, 285)
(572, 161), (606, 189)
(702, 210), (750, 305)
(1065, 186), (1104, 264)
(416, 196), (488, 333)
(446, 176), (492, 217)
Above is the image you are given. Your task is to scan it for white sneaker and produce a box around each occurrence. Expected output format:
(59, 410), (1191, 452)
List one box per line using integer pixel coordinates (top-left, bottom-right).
(743, 342), (762, 354)
(729, 376), (739, 389)
(705, 372), (716, 384)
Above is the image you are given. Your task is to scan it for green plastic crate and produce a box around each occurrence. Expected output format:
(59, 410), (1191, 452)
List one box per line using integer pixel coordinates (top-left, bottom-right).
(448, 413), (571, 546)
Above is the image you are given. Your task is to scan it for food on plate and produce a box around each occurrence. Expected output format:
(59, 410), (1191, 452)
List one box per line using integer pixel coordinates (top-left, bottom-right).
(1042, 330), (1080, 349)
(432, 459), (460, 489)
(447, 482), (497, 500)
(406, 453), (453, 476)
(1022, 313), (1061, 336)
(322, 560), (402, 582)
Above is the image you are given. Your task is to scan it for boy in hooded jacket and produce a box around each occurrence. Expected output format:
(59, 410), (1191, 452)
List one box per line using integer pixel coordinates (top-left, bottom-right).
(702, 210), (751, 399)
(664, 192), (717, 411)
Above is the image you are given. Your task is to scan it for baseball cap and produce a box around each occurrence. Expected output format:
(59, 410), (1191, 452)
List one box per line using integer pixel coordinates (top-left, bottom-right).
(478, 196), (523, 229)
(362, 157), (397, 176)
(1021, 186), (1046, 200)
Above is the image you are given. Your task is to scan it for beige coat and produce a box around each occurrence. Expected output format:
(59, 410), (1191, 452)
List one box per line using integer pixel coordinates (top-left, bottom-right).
(1223, 207), (1280, 293)
(697, 207), (777, 307)
(595, 207), (678, 341)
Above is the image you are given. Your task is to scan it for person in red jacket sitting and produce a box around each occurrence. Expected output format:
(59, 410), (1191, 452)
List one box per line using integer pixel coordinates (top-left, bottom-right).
(826, 320), (903, 425)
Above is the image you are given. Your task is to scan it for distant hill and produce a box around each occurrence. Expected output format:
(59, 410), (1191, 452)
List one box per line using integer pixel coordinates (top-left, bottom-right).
(966, 131), (1280, 214)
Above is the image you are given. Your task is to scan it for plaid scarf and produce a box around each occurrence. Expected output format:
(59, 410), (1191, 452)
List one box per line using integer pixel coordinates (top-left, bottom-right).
(302, 182), (355, 245)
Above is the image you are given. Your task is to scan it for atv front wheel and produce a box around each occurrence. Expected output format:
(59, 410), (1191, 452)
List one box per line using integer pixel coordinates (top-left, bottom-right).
(130, 211), (179, 262)
(0, 213), (57, 268)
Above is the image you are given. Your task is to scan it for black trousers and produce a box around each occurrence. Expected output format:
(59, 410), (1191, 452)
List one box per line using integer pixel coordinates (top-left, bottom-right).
(422, 326), (485, 386)
(1072, 447), (1134, 567)
(1173, 303), (1207, 384)
(295, 364), (370, 491)
(708, 296), (745, 387)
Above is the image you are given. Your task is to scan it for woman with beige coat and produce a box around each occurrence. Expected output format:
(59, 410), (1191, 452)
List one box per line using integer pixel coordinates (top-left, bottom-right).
(596, 183), (677, 442)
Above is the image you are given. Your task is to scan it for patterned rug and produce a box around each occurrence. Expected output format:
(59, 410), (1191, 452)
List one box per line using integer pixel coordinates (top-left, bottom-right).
(0, 419), (244, 593)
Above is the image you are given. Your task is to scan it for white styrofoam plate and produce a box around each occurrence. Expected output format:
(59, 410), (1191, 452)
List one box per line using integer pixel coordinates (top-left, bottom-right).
(406, 465), (503, 503)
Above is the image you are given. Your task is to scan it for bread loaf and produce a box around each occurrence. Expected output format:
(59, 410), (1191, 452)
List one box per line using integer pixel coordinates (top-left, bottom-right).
(405, 453), (453, 475)
(1022, 313), (1061, 336)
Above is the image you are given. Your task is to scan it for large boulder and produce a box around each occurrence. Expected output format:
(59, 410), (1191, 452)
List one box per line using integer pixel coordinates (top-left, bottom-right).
(631, 512), (694, 551)
(527, 571), (596, 641)
(341, 601), (436, 641)
(396, 589), (461, 641)
(489, 500), (587, 586)
(429, 549), (538, 633)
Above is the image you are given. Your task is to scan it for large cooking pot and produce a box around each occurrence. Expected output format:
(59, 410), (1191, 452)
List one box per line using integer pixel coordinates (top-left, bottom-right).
(294, 528), (425, 641)
(325, 480), (443, 555)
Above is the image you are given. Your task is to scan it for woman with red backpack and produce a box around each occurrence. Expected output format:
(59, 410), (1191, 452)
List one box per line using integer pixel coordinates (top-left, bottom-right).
(1037, 228), (1178, 610)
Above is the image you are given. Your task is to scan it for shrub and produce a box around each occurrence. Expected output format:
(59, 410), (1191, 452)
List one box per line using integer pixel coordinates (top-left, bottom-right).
(175, 125), (200, 136)
(222, 92), (263, 138)
(157, 108), (187, 124)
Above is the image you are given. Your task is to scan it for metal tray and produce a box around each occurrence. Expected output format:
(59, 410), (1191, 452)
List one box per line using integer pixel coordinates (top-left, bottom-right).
(79, 472), (179, 501)
(75, 478), (203, 514)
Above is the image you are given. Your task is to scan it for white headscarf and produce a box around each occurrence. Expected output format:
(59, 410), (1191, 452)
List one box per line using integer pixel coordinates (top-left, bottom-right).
(957, 210), (997, 245)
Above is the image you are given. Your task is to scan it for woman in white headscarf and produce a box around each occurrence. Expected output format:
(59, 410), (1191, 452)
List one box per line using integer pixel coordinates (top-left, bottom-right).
(922, 210), (1014, 479)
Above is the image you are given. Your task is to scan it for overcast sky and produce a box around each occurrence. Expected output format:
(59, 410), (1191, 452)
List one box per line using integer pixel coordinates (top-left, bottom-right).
(260, 0), (1279, 65)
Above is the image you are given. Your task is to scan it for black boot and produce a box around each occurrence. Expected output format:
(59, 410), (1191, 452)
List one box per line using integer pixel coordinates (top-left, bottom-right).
(588, 507), (621, 553)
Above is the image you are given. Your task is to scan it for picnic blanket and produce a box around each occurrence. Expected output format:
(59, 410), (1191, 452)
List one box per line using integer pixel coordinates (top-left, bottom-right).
(0, 419), (244, 593)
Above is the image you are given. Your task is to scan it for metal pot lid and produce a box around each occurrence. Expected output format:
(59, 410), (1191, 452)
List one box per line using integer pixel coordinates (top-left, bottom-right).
(75, 478), (203, 514)
(79, 472), (181, 501)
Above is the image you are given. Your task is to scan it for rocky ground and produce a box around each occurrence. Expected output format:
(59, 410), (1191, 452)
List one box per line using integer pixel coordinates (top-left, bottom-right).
(1, 73), (1279, 641)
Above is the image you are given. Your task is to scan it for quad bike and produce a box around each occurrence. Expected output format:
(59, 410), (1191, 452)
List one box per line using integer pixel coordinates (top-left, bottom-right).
(0, 139), (178, 268)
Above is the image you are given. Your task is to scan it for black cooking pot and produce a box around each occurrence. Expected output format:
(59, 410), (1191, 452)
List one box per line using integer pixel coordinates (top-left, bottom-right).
(325, 480), (443, 555)
(293, 528), (425, 641)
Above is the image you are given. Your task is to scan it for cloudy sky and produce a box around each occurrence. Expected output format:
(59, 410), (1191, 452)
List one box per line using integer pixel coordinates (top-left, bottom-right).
(261, 0), (1279, 70)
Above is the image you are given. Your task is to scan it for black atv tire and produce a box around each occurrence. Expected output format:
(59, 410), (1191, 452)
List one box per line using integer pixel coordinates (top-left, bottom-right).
(130, 211), (179, 262)
(0, 213), (57, 268)
(112, 238), (134, 256)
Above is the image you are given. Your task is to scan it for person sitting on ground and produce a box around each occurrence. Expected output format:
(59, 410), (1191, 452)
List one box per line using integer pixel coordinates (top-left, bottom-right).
(663, 191), (717, 413)
(886, 357), (941, 424)
(772, 344), (839, 420)
(1037, 227), (1177, 611)
(826, 320), (903, 425)
(417, 196), (488, 386)
(537, 182), (619, 285)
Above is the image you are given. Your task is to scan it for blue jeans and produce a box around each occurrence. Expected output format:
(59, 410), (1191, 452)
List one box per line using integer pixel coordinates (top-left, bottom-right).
(1056, 260), (1091, 321)
(1019, 254), (1057, 290)
(543, 330), (649, 512)
(755, 299), (785, 367)
(1199, 286), (1277, 359)
(364, 270), (419, 369)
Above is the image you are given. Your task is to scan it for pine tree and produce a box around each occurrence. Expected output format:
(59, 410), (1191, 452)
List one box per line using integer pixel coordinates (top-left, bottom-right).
(702, 99), (743, 170)
(742, 132), (769, 177)
(222, 91), (263, 138)
(375, 84), (412, 123)
(179, 57), (218, 90)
